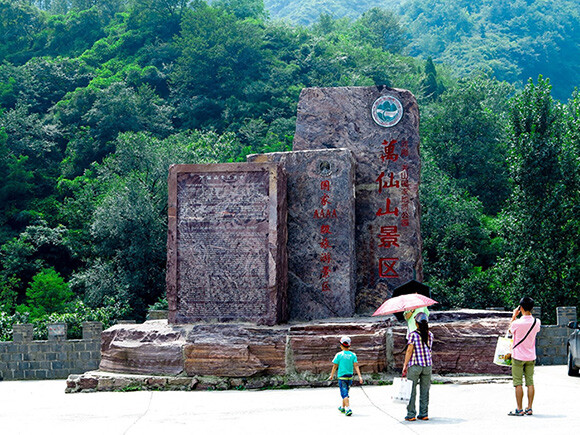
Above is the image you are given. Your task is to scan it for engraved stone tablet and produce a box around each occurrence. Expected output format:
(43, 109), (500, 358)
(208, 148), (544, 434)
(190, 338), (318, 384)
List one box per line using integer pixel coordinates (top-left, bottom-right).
(166, 163), (288, 325)
(248, 149), (356, 320)
(293, 86), (423, 314)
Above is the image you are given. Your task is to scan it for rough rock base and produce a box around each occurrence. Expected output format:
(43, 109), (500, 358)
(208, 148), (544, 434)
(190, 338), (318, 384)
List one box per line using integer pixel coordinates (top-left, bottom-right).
(67, 310), (513, 393)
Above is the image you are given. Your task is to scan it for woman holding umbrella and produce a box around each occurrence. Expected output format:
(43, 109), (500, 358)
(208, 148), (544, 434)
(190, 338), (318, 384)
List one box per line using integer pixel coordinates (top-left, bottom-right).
(372, 291), (437, 421)
(401, 312), (433, 421)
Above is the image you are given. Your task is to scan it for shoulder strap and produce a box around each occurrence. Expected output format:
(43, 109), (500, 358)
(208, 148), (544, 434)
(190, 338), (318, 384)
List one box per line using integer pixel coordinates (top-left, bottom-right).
(512, 318), (537, 350)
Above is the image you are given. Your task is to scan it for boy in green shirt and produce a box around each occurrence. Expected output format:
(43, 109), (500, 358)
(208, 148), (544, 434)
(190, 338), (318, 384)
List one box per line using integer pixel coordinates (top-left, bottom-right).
(328, 336), (364, 416)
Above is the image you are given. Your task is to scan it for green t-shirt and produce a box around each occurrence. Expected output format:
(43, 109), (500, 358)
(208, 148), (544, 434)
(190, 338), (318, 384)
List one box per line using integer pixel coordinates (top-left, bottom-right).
(332, 350), (358, 378)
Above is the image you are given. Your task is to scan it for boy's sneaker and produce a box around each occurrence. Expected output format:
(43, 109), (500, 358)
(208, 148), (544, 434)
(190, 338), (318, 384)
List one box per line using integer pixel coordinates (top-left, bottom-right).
(345, 409), (353, 416)
(338, 406), (345, 413)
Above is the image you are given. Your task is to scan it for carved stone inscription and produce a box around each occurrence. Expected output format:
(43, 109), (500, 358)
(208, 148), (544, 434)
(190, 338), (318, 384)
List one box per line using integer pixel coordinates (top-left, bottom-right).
(247, 149), (356, 321)
(166, 163), (288, 325)
(292, 86), (423, 314)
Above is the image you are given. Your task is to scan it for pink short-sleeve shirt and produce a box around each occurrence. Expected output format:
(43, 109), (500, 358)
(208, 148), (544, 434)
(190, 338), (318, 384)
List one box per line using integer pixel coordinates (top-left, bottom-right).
(510, 315), (541, 361)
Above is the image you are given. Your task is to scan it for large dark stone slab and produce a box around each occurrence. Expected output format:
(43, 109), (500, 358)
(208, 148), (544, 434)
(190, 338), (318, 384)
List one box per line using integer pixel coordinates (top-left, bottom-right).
(166, 163), (288, 325)
(247, 149), (356, 320)
(292, 86), (422, 314)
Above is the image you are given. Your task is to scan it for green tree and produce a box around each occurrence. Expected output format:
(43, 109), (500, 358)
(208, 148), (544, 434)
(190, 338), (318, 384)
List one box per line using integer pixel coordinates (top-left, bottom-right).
(171, 2), (268, 131)
(351, 7), (406, 53)
(21, 267), (73, 318)
(0, 0), (46, 64)
(0, 274), (19, 313)
(213, 0), (267, 20)
(420, 149), (501, 309)
(421, 76), (513, 214)
(497, 77), (579, 322)
(421, 57), (445, 101)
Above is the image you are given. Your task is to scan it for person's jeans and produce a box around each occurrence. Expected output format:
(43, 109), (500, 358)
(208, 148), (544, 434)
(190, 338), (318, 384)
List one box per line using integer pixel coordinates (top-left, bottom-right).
(406, 365), (432, 418)
(338, 379), (352, 399)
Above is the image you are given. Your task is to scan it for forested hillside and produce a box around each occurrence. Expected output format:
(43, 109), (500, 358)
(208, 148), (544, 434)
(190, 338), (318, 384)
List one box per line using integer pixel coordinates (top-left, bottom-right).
(0, 0), (578, 336)
(400, 0), (580, 100)
(263, 0), (402, 25)
(263, 0), (580, 100)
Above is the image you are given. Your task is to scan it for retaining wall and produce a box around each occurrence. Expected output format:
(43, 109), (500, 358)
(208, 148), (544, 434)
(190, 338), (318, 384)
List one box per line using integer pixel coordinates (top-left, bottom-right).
(0, 322), (102, 380)
(536, 306), (577, 365)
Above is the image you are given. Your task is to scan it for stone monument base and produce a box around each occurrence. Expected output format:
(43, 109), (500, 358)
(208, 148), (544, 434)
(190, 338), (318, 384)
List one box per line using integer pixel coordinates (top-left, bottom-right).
(66, 310), (512, 393)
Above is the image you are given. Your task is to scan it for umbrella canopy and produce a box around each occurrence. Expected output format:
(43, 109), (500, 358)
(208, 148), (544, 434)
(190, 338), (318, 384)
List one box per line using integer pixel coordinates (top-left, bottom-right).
(372, 293), (438, 317)
(390, 280), (431, 321)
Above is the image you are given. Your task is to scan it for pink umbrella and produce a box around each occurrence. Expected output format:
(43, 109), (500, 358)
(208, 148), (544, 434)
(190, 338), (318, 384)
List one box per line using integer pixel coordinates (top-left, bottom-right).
(372, 293), (438, 316)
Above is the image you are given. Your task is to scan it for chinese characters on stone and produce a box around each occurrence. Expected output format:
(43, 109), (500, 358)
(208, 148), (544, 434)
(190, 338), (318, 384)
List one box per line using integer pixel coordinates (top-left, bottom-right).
(375, 139), (410, 279)
(314, 179), (337, 292)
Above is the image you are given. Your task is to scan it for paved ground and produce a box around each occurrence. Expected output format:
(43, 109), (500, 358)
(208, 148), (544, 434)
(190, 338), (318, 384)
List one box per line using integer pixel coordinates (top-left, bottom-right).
(0, 366), (577, 435)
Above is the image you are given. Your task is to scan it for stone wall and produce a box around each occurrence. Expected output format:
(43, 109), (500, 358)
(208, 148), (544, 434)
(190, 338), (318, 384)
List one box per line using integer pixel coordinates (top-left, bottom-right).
(0, 322), (102, 380)
(536, 306), (577, 365)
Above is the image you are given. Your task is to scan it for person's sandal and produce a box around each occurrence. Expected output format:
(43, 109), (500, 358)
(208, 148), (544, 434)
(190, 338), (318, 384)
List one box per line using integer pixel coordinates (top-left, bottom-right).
(508, 409), (524, 416)
(525, 408), (533, 415)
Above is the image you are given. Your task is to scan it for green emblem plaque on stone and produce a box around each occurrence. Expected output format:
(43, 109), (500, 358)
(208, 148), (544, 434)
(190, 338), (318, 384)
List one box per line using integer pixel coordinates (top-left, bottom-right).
(371, 95), (403, 127)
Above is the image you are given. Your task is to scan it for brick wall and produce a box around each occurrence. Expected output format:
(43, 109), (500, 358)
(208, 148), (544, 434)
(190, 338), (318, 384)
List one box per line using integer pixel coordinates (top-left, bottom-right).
(0, 322), (102, 380)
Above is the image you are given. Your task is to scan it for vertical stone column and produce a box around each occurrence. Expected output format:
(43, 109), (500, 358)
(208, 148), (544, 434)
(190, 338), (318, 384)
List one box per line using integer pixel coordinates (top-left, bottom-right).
(248, 149), (357, 320)
(293, 86), (423, 313)
(557, 306), (577, 326)
(13, 324), (33, 342)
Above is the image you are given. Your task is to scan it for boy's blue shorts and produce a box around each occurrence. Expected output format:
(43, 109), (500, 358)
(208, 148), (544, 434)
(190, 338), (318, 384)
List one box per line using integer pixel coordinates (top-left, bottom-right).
(338, 379), (352, 399)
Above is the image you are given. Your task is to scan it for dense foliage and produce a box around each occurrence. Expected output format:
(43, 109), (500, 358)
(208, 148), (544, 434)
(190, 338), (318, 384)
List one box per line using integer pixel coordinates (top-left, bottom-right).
(0, 0), (578, 330)
(263, 0), (580, 100)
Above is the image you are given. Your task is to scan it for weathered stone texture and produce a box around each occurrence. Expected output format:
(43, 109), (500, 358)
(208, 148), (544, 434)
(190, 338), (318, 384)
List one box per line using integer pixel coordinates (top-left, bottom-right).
(247, 149), (356, 320)
(292, 86), (422, 314)
(100, 321), (185, 376)
(166, 163), (288, 325)
(287, 321), (391, 375)
(183, 324), (287, 377)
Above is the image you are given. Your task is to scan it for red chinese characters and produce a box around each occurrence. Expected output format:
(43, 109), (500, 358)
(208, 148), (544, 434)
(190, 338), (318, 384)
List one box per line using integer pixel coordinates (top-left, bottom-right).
(317, 179), (336, 292)
(379, 258), (399, 278)
(400, 164), (411, 227)
(376, 197), (399, 217)
(381, 139), (399, 163)
(374, 138), (410, 279)
(378, 226), (400, 248)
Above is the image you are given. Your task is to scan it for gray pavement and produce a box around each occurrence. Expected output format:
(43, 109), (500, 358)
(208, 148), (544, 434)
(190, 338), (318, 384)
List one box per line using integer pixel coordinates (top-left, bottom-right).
(0, 365), (578, 435)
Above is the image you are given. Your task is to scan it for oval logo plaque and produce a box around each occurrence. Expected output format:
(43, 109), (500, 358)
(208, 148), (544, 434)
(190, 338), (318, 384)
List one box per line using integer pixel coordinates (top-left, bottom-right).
(371, 95), (403, 127)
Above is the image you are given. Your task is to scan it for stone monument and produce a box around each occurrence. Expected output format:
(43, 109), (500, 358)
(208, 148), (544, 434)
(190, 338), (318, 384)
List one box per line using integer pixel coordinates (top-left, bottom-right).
(166, 163), (288, 326)
(66, 87), (516, 392)
(292, 86), (423, 313)
(247, 149), (356, 320)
